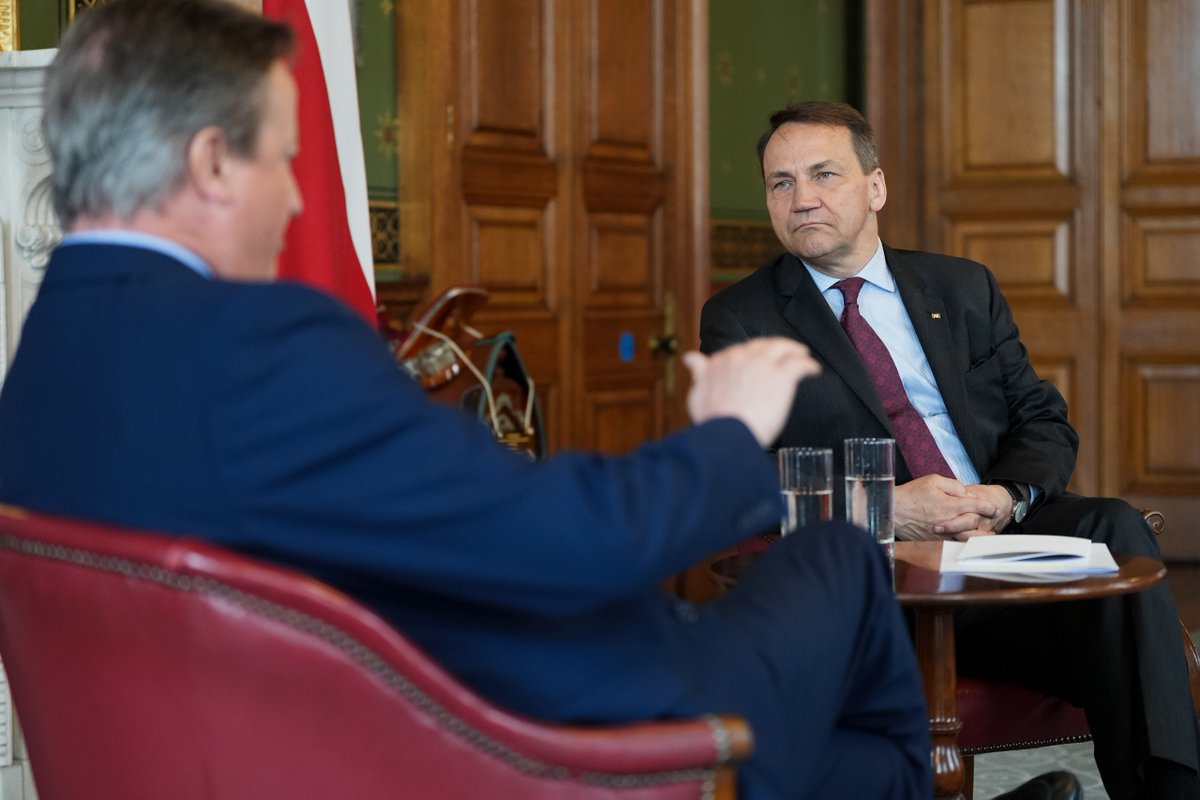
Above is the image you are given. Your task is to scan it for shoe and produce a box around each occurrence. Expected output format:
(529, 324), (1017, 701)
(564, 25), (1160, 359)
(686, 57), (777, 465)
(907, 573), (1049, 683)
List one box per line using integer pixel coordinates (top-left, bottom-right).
(991, 771), (1082, 800)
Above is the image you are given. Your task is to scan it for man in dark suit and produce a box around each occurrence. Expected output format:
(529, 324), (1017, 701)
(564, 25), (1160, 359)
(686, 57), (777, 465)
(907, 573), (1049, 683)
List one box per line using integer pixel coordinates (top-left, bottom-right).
(701, 99), (1200, 799)
(0, 4), (949, 799)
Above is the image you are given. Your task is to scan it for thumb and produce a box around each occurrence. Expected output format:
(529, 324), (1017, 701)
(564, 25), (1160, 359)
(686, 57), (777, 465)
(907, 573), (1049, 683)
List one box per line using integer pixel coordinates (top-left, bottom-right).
(681, 351), (707, 381)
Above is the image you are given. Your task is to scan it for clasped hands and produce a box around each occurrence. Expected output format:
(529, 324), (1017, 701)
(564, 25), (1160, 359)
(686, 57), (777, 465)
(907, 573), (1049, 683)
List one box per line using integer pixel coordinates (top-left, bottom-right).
(680, 339), (1015, 541)
(895, 475), (1014, 541)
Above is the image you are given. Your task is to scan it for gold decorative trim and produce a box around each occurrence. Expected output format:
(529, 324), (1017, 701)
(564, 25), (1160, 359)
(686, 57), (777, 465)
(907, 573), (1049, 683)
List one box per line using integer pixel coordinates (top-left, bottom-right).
(70, 1), (102, 22)
(711, 219), (780, 272)
(0, 0), (18, 52)
(369, 200), (400, 269)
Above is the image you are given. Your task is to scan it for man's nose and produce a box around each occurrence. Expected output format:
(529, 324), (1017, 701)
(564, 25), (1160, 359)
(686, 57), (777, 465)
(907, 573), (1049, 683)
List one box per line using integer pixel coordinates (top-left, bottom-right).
(791, 181), (819, 212)
(289, 171), (304, 217)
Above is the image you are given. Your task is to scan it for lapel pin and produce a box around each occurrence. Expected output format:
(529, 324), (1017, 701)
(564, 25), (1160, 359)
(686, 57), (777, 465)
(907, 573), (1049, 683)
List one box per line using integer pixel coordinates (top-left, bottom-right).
(930, 313), (942, 319)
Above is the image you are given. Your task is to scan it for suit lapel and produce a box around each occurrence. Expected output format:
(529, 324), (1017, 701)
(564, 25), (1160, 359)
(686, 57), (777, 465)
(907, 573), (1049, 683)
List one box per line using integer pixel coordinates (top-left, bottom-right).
(775, 255), (893, 432)
(887, 247), (979, 468)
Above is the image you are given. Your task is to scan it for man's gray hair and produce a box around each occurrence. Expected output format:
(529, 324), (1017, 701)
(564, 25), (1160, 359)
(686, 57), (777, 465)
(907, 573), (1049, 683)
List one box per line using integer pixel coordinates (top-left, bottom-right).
(756, 101), (880, 176)
(43, 0), (294, 228)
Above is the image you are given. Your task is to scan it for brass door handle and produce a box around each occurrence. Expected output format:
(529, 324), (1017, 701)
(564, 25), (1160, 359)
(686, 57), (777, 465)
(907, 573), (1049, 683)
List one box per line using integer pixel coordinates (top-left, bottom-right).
(651, 292), (679, 395)
(649, 333), (680, 356)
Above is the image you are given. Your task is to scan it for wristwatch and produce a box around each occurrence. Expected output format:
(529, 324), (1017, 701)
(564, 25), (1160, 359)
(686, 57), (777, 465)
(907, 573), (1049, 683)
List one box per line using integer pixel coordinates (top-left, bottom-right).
(993, 480), (1030, 524)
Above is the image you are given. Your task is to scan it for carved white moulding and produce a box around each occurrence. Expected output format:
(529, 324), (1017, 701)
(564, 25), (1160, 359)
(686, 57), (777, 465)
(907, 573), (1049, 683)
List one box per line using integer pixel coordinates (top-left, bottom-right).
(15, 110), (57, 277)
(1, 50), (58, 378)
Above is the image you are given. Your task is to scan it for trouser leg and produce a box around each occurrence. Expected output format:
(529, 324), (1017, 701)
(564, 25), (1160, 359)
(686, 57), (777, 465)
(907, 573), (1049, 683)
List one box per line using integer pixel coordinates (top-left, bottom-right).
(957, 494), (1199, 800)
(685, 521), (931, 800)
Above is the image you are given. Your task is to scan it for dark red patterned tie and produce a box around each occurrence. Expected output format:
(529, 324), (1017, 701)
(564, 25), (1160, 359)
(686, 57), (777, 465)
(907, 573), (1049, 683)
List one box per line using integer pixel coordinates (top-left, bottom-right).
(834, 277), (954, 479)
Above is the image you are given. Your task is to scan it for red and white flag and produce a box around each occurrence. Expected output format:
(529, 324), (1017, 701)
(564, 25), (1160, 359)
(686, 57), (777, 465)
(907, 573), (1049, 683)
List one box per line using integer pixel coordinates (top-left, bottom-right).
(262, 0), (376, 323)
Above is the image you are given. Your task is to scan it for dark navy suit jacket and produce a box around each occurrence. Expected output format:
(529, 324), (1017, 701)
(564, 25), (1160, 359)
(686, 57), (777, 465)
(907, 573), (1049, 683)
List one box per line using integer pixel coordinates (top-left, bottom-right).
(0, 243), (784, 723)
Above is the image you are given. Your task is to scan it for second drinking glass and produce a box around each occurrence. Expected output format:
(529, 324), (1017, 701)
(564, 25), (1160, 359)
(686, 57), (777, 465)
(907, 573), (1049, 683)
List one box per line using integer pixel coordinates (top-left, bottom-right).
(777, 446), (833, 535)
(843, 437), (896, 568)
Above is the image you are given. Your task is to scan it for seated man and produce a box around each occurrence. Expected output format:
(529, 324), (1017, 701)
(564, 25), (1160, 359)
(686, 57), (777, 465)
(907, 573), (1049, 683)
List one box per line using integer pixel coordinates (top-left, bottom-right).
(701, 99), (1200, 799)
(0, 3), (933, 799)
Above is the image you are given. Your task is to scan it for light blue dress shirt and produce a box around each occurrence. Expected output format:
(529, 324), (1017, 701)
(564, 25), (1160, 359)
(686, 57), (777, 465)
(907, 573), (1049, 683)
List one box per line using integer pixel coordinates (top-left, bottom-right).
(804, 241), (981, 485)
(60, 230), (213, 279)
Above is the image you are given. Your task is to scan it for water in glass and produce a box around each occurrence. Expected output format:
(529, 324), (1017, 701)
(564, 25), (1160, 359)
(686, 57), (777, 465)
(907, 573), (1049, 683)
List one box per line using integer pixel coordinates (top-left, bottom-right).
(845, 474), (895, 562)
(781, 487), (833, 535)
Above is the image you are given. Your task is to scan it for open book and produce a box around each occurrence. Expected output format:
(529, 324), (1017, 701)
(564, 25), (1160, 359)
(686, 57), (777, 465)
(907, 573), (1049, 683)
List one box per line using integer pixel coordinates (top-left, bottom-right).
(940, 534), (1118, 575)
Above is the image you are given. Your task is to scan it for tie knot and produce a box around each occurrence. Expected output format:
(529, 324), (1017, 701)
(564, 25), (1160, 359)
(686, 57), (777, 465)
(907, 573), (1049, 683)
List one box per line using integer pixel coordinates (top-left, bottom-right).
(834, 277), (866, 305)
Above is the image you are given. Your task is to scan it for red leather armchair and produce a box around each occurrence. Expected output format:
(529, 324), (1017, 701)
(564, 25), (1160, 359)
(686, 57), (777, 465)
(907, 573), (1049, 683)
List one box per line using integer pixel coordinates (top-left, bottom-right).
(0, 504), (751, 800)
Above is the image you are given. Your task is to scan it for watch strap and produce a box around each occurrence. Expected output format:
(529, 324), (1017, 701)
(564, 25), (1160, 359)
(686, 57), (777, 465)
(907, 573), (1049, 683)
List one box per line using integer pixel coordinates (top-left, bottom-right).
(990, 479), (1029, 504)
(990, 480), (1030, 524)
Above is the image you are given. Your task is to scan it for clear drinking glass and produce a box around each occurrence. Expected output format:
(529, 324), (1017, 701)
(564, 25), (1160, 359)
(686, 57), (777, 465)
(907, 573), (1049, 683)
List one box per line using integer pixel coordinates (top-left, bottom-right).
(777, 447), (833, 535)
(843, 438), (896, 569)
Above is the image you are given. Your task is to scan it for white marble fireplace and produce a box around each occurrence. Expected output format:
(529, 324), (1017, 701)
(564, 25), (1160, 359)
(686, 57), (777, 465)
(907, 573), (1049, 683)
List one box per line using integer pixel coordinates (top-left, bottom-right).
(0, 48), (55, 381)
(0, 46), (59, 800)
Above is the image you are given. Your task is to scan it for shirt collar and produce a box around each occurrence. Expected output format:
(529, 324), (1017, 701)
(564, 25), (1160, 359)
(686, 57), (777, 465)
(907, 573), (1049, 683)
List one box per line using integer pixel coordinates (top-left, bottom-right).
(803, 239), (892, 294)
(60, 230), (213, 279)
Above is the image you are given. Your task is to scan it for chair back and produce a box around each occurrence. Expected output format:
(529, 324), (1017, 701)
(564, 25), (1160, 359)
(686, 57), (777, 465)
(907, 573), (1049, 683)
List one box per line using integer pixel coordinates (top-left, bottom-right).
(0, 504), (748, 800)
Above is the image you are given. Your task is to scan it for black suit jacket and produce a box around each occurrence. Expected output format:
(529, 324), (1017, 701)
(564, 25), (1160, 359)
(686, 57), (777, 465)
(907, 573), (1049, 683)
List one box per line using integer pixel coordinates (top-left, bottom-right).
(700, 245), (1079, 497)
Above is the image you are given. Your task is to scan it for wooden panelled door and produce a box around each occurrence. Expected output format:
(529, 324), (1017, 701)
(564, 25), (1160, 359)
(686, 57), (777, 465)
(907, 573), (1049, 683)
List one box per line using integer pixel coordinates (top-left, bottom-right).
(868, 0), (1200, 560)
(396, 0), (707, 454)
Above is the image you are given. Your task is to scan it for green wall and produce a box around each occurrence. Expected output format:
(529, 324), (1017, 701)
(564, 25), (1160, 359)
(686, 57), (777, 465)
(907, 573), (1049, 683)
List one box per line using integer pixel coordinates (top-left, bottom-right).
(16, 1), (65, 50)
(709, 0), (860, 221)
(354, 0), (397, 201)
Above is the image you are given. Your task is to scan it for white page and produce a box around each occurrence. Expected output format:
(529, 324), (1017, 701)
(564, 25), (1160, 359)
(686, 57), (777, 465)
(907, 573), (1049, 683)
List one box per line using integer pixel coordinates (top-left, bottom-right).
(957, 534), (1090, 562)
(941, 539), (1118, 574)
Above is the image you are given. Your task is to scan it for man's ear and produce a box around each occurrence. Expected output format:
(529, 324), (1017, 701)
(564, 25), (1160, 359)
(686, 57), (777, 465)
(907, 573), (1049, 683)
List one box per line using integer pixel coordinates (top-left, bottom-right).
(185, 126), (236, 204)
(869, 167), (887, 213)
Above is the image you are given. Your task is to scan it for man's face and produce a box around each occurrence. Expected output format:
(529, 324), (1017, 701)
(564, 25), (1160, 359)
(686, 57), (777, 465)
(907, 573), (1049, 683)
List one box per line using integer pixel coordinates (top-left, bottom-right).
(219, 60), (303, 282)
(762, 122), (886, 278)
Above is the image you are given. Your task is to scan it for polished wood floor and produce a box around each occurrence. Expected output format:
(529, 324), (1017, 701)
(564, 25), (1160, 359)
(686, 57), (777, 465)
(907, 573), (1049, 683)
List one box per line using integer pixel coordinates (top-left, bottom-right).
(1166, 561), (1200, 632)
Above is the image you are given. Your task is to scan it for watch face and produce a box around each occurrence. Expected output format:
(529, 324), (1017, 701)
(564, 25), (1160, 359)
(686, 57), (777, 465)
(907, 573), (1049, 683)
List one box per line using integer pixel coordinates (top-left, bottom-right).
(1012, 500), (1029, 523)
